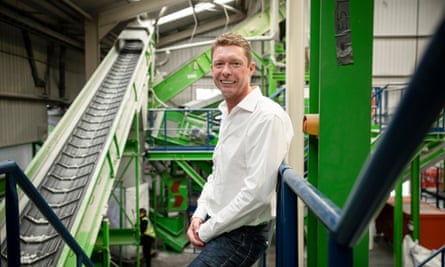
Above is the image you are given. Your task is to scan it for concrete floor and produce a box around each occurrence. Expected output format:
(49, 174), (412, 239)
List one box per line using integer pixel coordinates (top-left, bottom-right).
(369, 236), (395, 267)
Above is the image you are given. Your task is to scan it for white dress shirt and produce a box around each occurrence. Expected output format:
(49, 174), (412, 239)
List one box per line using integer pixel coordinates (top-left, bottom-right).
(193, 87), (294, 243)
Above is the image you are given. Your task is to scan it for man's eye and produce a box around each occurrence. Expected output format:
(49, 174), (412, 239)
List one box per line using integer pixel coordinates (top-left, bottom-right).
(230, 62), (242, 68)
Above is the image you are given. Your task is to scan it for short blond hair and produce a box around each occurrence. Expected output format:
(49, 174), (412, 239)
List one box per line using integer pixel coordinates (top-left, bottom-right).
(211, 32), (253, 63)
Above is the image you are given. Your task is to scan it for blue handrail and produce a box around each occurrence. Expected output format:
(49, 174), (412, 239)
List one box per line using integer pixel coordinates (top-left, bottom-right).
(0, 160), (94, 267)
(276, 15), (445, 267)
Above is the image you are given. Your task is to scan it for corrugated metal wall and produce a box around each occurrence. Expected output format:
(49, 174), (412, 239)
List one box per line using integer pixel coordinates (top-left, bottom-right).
(373, 0), (445, 86)
(0, 22), (85, 147)
(372, 0), (445, 118)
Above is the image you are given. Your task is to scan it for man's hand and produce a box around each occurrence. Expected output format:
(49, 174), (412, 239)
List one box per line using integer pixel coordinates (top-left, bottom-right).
(187, 217), (205, 248)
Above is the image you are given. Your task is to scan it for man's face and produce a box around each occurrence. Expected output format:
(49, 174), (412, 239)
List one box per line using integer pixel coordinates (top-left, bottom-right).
(211, 45), (255, 103)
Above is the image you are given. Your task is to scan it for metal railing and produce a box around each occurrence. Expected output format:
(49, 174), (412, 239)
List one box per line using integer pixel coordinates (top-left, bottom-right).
(372, 83), (445, 134)
(147, 108), (221, 151)
(0, 160), (94, 267)
(276, 16), (445, 267)
(417, 244), (445, 266)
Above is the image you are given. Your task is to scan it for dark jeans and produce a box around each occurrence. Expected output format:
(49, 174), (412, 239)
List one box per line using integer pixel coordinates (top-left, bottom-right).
(188, 223), (270, 267)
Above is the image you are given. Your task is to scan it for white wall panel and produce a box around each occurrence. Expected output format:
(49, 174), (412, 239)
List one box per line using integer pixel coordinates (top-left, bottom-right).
(0, 100), (47, 147)
(373, 39), (417, 76)
(374, 0), (418, 36)
(418, 0), (445, 35)
(372, 0), (445, 85)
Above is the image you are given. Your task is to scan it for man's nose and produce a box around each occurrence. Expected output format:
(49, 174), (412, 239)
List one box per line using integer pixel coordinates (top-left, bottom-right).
(222, 63), (232, 74)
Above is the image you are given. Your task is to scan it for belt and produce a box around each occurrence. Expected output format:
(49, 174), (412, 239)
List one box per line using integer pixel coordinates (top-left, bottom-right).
(238, 220), (271, 233)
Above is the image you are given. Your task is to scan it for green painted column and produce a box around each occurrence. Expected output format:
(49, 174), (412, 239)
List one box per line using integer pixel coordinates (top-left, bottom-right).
(308, 0), (373, 266)
(394, 181), (403, 267)
(410, 156), (420, 241)
(307, 0), (321, 264)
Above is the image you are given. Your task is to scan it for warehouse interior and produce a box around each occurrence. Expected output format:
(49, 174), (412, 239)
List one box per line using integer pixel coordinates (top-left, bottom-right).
(1, 0), (445, 266)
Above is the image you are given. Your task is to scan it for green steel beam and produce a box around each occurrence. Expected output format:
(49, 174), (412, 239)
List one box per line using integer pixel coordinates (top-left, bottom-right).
(151, 211), (189, 252)
(396, 139), (445, 181)
(95, 228), (137, 246)
(307, 0), (321, 264)
(394, 182), (403, 267)
(154, 225), (189, 252)
(176, 160), (206, 188)
(152, 50), (212, 105)
(147, 151), (213, 161)
(410, 156), (420, 241)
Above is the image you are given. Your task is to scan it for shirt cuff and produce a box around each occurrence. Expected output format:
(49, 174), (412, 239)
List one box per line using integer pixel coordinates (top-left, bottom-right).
(192, 209), (207, 221)
(198, 222), (213, 243)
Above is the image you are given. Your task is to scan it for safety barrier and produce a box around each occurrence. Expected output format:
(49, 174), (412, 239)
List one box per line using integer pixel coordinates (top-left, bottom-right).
(0, 160), (94, 267)
(148, 108), (221, 151)
(372, 83), (445, 134)
(276, 16), (445, 267)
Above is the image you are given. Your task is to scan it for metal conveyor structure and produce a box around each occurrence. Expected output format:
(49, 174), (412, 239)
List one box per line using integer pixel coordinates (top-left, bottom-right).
(0, 21), (155, 266)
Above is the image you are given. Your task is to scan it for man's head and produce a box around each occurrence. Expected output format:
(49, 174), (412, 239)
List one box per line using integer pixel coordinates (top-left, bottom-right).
(211, 32), (253, 64)
(210, 32), (256, 110)
(140, 208), (147, 217)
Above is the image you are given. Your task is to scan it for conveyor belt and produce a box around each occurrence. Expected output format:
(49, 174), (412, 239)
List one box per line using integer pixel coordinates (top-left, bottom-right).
(1, 40), (144, 266)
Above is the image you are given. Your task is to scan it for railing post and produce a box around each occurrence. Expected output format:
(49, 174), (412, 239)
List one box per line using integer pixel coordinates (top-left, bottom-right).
(1, 160), (95, 267)
(5, 172), (20, 266)
(328, 234), (352, 267)
(276, 173), (298, 267)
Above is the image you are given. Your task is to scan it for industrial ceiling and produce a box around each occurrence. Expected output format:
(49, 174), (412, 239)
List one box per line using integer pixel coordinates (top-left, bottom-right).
(0, 0), (255, 54)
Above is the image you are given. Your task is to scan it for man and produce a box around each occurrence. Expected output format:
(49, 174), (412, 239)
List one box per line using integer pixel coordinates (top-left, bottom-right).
(140, 208), (155, 267)
(187, 32), (294, 266)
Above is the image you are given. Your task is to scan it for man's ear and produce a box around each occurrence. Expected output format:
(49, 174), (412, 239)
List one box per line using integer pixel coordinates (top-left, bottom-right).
(248, 61), (256, 74)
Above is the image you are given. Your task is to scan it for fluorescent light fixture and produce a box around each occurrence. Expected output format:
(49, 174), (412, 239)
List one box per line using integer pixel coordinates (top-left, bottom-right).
(157, 0), (235, 25)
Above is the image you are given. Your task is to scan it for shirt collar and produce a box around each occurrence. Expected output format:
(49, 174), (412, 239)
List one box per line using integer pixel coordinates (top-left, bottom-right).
(219, 86), (262, 114)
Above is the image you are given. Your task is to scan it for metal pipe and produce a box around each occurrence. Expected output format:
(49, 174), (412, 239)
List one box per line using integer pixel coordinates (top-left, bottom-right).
(156, 35), (276, 53)
(334, 16), (445, 247)
(0, 5), (83, 50)
(285, 0), (307, 264)
(5, 171), (20, 266)
(279, 165), (341, 232)
(0, 92), (70, 104)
